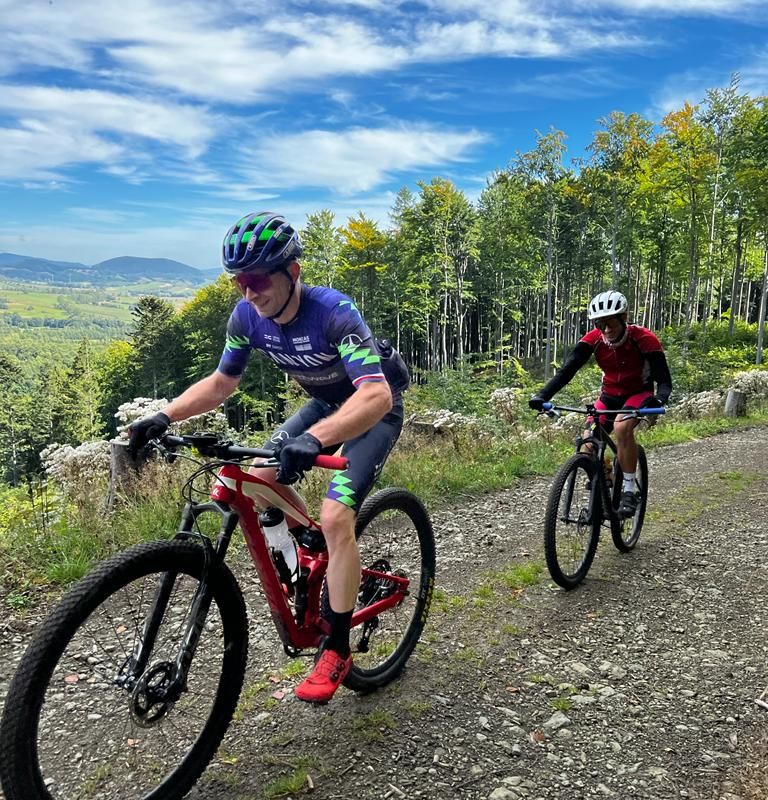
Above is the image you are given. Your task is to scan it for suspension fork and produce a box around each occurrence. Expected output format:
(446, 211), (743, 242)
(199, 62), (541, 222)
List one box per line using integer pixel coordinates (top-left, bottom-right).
(574, 432), (607, 521)
(117, 501), (239, 693)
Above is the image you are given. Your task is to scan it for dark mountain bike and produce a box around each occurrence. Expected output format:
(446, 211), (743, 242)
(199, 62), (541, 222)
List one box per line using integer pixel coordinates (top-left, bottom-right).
(540, 402), (665, 590)
(0, 433), (435, 800)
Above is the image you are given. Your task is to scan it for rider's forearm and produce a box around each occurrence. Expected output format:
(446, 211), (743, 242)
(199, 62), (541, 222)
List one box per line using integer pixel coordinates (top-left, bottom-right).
(307, 381), (393, 447)
(648, 351), (672, 403)
(163, 370), (241, 422)
(538, 342), (592, 400)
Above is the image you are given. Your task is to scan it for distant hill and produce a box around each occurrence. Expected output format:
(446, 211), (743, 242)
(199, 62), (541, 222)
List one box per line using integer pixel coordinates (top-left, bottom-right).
(0, 252), (221, 286)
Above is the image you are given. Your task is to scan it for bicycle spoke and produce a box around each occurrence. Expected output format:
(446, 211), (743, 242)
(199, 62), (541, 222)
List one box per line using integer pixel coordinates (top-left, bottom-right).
(351, 495), (427, 676)
(35, 569), (229, 800)
(544, 455), (600, 589)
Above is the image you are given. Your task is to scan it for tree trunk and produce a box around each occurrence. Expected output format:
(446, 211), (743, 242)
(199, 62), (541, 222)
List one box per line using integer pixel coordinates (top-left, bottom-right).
(757, 245), (768, 365)
(729, 214), (743, 336)
(544, 201), (556, 379)
(724, 389), (747, 417)
(104, 440), (144, 513)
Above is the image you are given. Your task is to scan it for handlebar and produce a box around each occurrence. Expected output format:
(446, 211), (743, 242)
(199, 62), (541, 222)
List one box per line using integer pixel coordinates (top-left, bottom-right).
(157, 433), (349, 471)
(541, 402), (665, 417)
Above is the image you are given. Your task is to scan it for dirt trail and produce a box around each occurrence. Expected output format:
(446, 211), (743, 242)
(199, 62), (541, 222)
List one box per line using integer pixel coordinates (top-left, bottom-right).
(2, 426), (768, 800)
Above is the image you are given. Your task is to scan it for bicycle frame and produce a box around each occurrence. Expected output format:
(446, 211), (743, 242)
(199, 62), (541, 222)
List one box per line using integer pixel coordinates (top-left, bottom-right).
(576, 414), (618, 526)
(122, 437), (412, 693)
(543, 402), (664, 527)
(210, 464), (410, 651)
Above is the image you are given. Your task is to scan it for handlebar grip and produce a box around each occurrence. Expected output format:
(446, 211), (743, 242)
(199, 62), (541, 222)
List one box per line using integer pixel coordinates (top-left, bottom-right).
(639, 407), (666, 415)
(314, 454), (348, 471)
(542, 402), (553, 411)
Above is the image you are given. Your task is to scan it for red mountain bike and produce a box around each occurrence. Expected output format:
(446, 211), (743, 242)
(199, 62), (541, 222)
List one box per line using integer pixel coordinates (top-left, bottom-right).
(0, 433), (436, 800)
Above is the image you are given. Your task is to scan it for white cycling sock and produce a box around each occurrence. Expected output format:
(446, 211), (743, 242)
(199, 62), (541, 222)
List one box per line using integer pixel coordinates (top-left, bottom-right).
(622, 472), (636, 492)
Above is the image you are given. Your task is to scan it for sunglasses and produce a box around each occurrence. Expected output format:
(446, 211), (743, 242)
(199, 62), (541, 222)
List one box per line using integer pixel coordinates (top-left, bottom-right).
(233, 266), (284, 294)
(594, 316), (622, 331)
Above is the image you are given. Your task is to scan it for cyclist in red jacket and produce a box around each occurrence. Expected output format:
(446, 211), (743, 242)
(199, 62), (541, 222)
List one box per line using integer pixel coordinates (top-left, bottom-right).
(529, 290), (672, 518)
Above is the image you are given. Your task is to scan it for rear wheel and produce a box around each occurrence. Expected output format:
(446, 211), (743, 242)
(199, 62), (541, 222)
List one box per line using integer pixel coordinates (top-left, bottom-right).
(342, 488), (435, 693)
(0, 540), (248, 800)
(544, 454), (601, 590)
(611, 446), (648, 552)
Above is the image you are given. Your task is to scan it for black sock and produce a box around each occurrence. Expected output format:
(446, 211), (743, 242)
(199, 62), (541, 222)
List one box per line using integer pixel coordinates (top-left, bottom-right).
(326, 607), (353, 658)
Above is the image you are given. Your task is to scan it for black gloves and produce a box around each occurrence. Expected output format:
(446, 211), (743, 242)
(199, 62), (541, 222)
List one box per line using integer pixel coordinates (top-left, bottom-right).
(528, 395), (547, 412)
(274, 432), (322, 485)
(640, 395), (664, 409)
(127, 412), (170, 458)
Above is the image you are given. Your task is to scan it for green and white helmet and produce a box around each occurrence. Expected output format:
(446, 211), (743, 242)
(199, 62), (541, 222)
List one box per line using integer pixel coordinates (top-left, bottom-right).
(587, 290), (628, 321)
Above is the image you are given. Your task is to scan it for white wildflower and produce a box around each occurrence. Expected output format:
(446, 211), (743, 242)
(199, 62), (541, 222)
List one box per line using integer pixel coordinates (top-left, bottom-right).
(668, 390), (724, 420)
(730, 369), (768, 401)
(489, 387), (525, 423)
(42, 440), (111, 507)
(114, 397), (236, 439)
(417, 408), (480, 429)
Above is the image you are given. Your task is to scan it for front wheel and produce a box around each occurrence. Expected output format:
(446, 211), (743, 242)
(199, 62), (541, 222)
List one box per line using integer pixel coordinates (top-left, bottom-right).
(0, 540), (249, 800)
(343, 488), (435, 693)
(611, 446), (649, 552)
(544, 454), (601, 590)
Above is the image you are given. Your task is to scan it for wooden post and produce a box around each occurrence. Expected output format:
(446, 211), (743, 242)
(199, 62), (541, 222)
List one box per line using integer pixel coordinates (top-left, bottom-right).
(724, 389), (747, 418)
(104, 439), (145, 513)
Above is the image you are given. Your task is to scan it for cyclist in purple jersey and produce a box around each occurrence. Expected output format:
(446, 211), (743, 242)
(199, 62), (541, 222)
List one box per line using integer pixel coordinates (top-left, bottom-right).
(128, 212), (409, 704)
(218, 284), (408, 406)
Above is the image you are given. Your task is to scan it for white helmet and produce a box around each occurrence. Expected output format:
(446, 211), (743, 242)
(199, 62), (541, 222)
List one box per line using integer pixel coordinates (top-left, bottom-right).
(587, 290), (628, 321)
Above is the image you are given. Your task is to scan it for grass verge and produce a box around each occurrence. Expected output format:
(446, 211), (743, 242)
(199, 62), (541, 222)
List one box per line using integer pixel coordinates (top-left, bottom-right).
(2, 406), (768, 600)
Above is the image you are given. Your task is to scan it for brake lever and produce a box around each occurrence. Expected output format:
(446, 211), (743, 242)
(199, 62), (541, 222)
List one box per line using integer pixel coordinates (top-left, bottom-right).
(149, 437), (178, 464)
(249, 457), (280, 468)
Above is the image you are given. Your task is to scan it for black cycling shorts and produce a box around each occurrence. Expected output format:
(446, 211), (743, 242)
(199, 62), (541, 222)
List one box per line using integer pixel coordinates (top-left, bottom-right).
(264, 395), (404, 512)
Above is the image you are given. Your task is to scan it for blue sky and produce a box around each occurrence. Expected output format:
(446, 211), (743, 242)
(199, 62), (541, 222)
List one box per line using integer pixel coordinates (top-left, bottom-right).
(0, 0), (767, 268)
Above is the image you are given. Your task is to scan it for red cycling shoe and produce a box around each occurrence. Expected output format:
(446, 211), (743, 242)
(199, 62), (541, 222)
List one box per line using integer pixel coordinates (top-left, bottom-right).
(295, 648), (352, 704)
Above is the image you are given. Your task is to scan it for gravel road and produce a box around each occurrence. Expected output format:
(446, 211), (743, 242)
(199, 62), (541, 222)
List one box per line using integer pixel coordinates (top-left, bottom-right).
(2, 425), (767, 800)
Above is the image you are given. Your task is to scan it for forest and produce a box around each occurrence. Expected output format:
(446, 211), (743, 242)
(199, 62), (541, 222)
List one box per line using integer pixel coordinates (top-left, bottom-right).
(1, 78), (767, 488)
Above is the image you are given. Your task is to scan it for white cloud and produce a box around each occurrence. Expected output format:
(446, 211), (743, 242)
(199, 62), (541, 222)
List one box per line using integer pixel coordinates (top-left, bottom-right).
(0, 85), (214, 155)
(1, 2), (410, 102)
(66, 207), (147, 225)
(741, 48), (768, 97)
(412, 20), (563, 60)
(0, 119), (124, 181)
(237, 125), (487, 193)
(582, 0), (763, 13)
(0, 0), (654, 105)
(435, 0), (762, 16)
(410, 0), (646, 58)
(648, 52), (768, 121)
(505, 68), (623, 100)
(0, 84), (216, 182)
(112, 17), (409, 101)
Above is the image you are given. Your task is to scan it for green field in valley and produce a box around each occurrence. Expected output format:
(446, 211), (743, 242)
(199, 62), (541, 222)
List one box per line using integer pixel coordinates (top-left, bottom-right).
(0, 280), (203, 368)
(0, 281), (196, 322)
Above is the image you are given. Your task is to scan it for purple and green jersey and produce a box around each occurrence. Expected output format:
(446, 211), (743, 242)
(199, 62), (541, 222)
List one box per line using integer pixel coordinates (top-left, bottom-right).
(217, 286), (407, 512)
(218, 286), (401, 406)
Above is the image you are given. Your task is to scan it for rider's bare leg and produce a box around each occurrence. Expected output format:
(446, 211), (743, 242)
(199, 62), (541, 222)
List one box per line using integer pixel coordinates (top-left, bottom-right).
(613, 417), (639, 475)
(294, 498), (359, 701)
(247, 462), (309, 525)
(579, 429), (594, 455)
(318, 498), (360, 655)
(320, 498), (360, 612)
